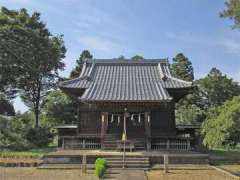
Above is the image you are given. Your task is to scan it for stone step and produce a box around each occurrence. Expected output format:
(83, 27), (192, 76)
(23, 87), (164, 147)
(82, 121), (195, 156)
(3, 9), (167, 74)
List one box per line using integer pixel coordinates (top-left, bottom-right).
(38, 164), (94, 169)
(107, 161), (149, 166)
(107, 164), (149, 168)
(107, 167), (149, 170)
(107, 159), (149, 163)
(104, 157), (149, 161)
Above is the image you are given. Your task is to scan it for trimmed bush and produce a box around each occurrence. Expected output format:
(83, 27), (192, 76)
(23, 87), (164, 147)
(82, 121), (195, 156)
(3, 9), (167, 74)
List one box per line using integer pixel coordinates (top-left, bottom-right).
(26, 127), (53, 147)
(95, 158), (107, 179)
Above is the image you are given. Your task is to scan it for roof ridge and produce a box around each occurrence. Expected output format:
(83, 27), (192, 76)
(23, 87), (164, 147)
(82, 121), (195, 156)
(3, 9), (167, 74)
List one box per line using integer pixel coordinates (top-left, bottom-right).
(85, 58), (169, 64)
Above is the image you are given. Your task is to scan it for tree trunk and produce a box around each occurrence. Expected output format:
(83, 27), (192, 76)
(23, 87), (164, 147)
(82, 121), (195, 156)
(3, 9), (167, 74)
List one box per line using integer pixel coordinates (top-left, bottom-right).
(35, 107), (39, 128)
(34, 83), (41, 128)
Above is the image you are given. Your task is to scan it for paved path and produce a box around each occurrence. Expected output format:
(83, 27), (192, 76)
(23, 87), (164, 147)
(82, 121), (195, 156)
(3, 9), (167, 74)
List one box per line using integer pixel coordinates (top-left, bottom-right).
(104, 169), (147, 180)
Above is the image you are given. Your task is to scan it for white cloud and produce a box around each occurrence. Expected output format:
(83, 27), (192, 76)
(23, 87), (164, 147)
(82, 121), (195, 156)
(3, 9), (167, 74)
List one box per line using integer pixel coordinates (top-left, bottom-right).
(231, 71), (240, 83)
(3, 0), (33, 4)
(219, 39), (240, 54)
(166, 31), (240, 55)
(80, 35), (122, 53)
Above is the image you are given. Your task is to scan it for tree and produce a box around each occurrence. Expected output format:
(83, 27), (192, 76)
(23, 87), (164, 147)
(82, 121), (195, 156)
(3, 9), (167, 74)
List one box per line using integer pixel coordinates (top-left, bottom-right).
(202, 96), (240, 148)
(117, 55), (125, 60)
(131, 55), (144, 60)
(0, 7), (66, 127)
(42, 90), (77, 126)
(197, 68), (240, 107)
(0, 111), (34, 148)
(0, 93), (15, 116)
(171, 53), (194, 81)
(171, 53), (201, 124)
(220, 0), (240, 29)
(175, 104), (205, 125)
(70, 50), (93, 78)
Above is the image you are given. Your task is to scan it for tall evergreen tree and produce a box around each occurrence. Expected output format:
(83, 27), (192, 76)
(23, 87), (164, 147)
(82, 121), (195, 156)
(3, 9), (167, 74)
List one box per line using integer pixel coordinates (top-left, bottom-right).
(197, 68), (240, 107)
(70, 50), (93, 78)
(171, 53), (194, 81)
(0, 7), (66, 127)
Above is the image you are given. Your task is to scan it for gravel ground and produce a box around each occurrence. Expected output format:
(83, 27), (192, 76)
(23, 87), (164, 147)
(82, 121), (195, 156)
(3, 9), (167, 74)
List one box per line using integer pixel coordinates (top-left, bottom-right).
(147, 169), (236, 180)
(219, 164), (240, 176)
(0, 167), (98, 180)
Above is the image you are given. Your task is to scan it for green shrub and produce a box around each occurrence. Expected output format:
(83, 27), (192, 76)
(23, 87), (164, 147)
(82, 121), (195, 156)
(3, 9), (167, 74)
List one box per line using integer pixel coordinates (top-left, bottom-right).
(95, 158), (107, 167)
(26, 127), (53, 147)
(95, 158), (107, 178)
(95, 164), (105, 178)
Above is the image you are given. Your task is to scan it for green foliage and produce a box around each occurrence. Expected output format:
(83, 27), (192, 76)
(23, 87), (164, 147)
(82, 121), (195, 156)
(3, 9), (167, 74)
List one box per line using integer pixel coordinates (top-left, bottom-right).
(0, 7), (66, 127)
(131, 55), (144, 60)
(95, 158), (107, 178)
(171, 53), (194, 81)
(95, 164), (105, 178)
(42, 90), (77, 126)
(197, 68), (240, 107)
(0, 147), (55, 157)
(26, 127), (53, 147)
(0, 93), (15, 116)
(176, 104), (205, 125)
(0, 151), (42, 158)
(171, 53), (201, 125)
(95, 158), (107, 167)
(70, 50), (93, 78)
(0, 111), (52, 148)
(0, 112), (34, 148)
(221, 0), (240, 29)
(210, 144), (240, 158)
(202, 96), (240, 149)
(117, 55), (125, 60)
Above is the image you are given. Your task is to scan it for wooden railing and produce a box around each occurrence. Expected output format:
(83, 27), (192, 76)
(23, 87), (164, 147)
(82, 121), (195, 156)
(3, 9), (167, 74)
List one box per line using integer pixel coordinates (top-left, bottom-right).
(62, 137), (101, 149)
(151, 139), (190, 151)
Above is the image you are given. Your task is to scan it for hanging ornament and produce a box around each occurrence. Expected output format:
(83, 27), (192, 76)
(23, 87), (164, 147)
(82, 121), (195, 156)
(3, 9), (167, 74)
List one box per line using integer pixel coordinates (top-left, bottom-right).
(131, 114), (134, 121)
(148, 114), (150, 123)
(118, 115), (120, 124)
(111, 114), (114, 123)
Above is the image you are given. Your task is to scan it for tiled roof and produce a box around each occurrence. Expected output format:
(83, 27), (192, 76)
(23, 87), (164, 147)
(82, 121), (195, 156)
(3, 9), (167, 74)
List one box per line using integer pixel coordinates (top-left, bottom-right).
(59, 59), (192, 102)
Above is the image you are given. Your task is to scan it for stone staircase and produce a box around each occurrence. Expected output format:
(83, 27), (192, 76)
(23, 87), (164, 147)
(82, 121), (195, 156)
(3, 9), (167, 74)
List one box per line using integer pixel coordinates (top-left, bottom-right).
(104, 156), (150, 170)
(39, 154), (150, 170)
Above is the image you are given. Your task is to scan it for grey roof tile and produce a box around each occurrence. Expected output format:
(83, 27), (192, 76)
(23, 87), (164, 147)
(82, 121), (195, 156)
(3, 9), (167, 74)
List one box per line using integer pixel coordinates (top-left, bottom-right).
(59, 59), (192, 102)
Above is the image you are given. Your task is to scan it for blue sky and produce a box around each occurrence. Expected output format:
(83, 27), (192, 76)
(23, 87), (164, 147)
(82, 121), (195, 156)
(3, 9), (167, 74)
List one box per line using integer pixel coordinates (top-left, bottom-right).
(1, 0), (240, 112)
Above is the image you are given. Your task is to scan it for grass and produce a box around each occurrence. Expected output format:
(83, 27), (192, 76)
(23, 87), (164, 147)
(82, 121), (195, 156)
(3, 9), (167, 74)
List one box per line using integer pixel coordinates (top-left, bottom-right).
(209, 145), (240, 159)
(0, 147), (55, 158)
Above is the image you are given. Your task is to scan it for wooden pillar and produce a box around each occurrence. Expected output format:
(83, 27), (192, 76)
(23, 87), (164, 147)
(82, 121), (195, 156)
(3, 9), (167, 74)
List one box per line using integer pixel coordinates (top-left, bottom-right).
(101, 112), (108, 149)
(77, 103), (80, 135)
(144, 112), (151, 151)
(62, 137), (65, 149)
(187, 139), (191, 150)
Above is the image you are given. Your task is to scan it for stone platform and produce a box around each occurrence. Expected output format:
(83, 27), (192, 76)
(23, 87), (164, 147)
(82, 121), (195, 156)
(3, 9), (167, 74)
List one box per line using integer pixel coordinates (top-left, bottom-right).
(39, 150), (209, 169)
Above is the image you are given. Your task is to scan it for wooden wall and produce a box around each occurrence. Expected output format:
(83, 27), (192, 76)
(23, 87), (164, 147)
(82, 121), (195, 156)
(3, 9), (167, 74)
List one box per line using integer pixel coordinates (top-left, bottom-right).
(78, 104), (101, 135)
(77, 101), (176, 137)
